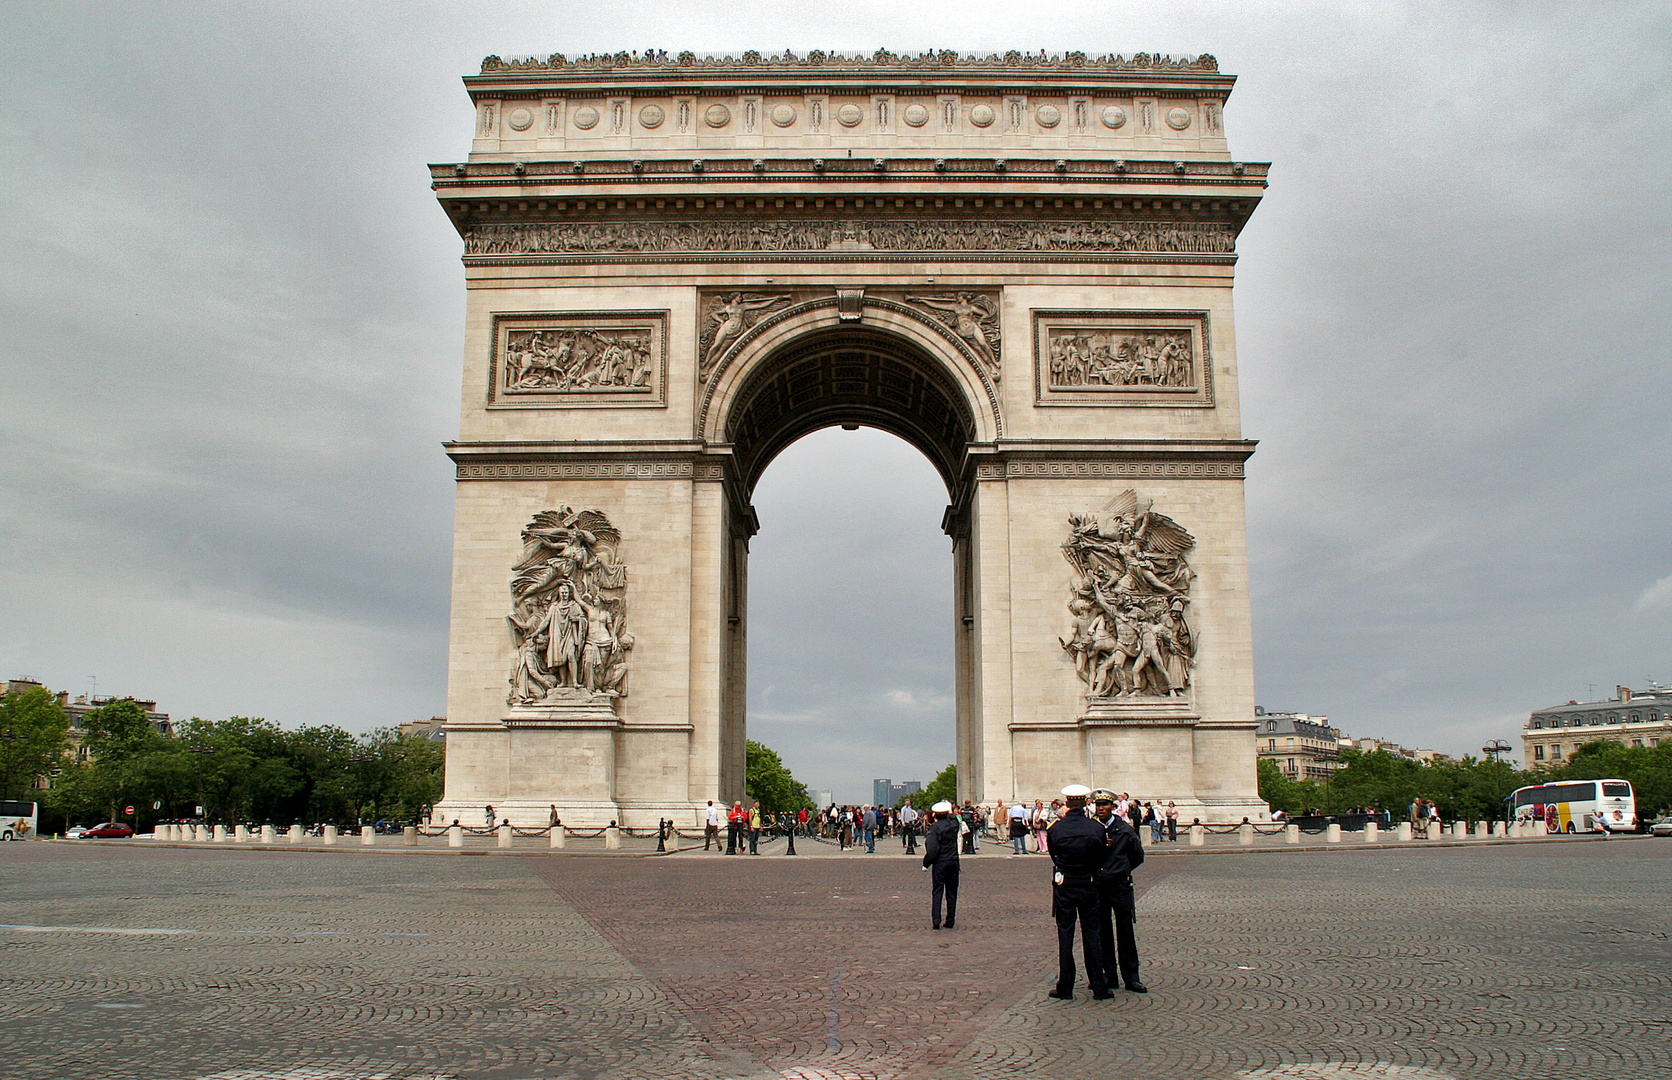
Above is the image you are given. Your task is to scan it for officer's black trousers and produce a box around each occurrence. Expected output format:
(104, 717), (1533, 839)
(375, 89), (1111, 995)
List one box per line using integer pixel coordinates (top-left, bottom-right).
(1054, 882), (1109, 995)
(931, 863), (959, 927)
(1096, 881), (1140, 987)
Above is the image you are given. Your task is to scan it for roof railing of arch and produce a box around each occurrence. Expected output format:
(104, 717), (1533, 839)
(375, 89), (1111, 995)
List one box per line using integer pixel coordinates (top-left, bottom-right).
(480, 49), (1219, 74)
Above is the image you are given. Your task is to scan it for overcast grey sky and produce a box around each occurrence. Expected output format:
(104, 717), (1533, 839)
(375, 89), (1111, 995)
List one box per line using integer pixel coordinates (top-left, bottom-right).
(2, 3), (1667, 803)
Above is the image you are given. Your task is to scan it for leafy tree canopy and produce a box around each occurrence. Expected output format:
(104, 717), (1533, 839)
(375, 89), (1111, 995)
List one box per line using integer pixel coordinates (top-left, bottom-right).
(0, 687), (71, 800)
(745, 740), (812, 814)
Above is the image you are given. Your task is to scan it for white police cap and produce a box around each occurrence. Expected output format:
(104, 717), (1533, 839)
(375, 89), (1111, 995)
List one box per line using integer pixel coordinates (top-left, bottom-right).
(932, 800), (954, 813)
(1061, 784), (1092, 798)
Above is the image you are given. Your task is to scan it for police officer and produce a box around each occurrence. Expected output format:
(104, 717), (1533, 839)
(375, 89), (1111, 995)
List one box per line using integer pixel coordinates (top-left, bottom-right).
(1091, 788), (1147, 992)
(921, 800), (961, 929)
(1046, 784), (1112, 1000)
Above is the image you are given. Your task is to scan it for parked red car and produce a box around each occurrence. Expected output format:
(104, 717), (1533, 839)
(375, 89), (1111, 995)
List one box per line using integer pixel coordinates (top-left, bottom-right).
(82, 822), (134, 839)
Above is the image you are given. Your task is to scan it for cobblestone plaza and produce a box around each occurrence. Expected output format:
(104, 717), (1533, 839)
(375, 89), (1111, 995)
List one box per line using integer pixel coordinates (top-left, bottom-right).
(3, 839), (1668, 1079)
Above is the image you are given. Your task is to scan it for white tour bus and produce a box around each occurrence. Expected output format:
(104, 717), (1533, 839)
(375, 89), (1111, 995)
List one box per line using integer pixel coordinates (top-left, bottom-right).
(1510, 779), (1635, 833)
(1, 799), (40, 840)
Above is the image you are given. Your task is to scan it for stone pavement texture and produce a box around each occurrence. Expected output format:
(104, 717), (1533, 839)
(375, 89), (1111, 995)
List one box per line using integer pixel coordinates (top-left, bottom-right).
(1, 838), (1667, 1080)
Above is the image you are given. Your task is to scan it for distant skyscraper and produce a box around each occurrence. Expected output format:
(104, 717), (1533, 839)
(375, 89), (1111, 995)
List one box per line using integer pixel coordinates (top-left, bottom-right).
(810, 790), (833, 809)
(872, 779), (892, 805)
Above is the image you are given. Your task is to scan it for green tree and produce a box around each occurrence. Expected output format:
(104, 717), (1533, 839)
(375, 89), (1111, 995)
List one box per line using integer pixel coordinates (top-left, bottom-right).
(744, 740), (812, 813)
(1256, 758), (1317, 815)
(909, 763), (957, 810)
(0, 687), (71, 799)
(368, 727), (445, 821)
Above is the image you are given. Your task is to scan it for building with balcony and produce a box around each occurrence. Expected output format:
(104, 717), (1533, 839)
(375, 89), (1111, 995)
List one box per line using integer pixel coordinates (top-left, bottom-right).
(1522, 685), (1670, 765)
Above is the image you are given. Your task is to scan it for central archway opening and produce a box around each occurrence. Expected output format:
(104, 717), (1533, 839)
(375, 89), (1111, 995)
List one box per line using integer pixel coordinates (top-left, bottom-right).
(748, 427), (954, 806)
(720, 327), (982, 808)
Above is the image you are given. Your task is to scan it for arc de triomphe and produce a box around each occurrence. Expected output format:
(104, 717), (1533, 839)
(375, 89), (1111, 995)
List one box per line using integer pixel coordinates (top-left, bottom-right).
(430, 50), (1270, 827)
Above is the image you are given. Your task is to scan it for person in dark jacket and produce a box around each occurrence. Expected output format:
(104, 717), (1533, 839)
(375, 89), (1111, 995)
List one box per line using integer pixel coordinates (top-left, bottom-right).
(1092, 788), (1147, 992)
(1046, 784), (1113, 1000)
(921, 800), (961, 929)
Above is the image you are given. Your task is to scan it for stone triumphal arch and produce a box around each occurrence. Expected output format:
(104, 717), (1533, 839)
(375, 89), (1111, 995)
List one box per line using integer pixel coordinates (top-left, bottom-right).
(432, 49), (1271, 827)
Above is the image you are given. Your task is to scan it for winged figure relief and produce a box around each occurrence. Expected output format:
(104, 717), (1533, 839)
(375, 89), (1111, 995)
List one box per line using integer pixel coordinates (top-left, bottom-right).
(1060, 491), (1197, 699)
(506, 507), (633, 706)
(905, 292), (1001, 380)
(698, 293), (790, 381)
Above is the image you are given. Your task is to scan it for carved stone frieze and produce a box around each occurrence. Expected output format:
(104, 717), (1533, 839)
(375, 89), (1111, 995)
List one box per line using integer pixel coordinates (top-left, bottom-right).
(457, 461), (696, 480)
(904, 293), (1001, 381)
(1033, 310), (1214, 408)
(506, 507), (633, 709)
(1060, 490), (1197, 702)
(463, 219), (1236, 258)
(480, 50), (1219, 74)
(489, 311), (667, 408)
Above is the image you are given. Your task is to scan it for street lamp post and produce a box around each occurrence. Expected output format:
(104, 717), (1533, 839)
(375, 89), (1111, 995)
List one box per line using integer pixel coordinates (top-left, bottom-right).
(349, 753), (376, 830)
(189, 745), (216, 826)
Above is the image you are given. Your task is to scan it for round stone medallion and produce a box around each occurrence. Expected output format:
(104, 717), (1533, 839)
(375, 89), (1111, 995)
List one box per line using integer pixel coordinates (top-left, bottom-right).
(836, 103), (864, 128)
(1101, 105), (1127, 129)
(1167, 107), (1193, 130)
(770, 104), (797, 127)
(506, 107), (533, 132)
(1036, 104), (1062, 128)
(572, 106), (599, 130)
(901, 103), (930, 128)
(638, 104), (665, 129)
(968, 104), (995, 128)
(704, 103), (731, 128)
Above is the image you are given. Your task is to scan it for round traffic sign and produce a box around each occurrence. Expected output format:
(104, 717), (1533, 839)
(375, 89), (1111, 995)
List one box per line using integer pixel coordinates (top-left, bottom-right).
(124, 805), (135, 815)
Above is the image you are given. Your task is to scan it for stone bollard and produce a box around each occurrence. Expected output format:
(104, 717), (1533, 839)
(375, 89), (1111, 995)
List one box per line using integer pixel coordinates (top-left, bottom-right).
(1533, 818), (1548, 837)
(289, 824), (304, 844)
(1426, 821), (1442, 841)
(160, 824), (173, 840)
(550, 825), (565, 849)
(235, 824), (250, 842)
(605, 822), (622, 850)
(213, 824), (227, 842)
(1451, 821), (1466, 838)
(361, 826), (375, 846)
(448, 824), (463, 848)
(1364, 821), (1379, 843)
(1397, 822), (1413, 842)
(1326, 823), (1341, 843)
(260, 825), (275, 843)
(498, 823), (513, 848)
(1238, 822), (1254, 846)
(404, 825), (418, 847)
(1475, 820), (1490, 839)
(323, 825), (338, 845)
(1491, 820), (1506, 837)
(1189, 824), (1205, 847)
(1285, 823), (1300, 845)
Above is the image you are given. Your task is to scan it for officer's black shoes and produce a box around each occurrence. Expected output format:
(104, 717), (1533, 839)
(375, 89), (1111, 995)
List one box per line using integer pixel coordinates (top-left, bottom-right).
(931, 923), (940, 930)
(1092, 990), (1116, 1000)
(1125, 982), (1149, 993)
(1047, 989), (1074, 1000)
(943, 922), (955, 929)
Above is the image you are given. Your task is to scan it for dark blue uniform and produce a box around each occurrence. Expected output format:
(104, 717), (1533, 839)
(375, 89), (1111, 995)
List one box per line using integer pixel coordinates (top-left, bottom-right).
(922, 815), (961, 929)
(1096, 810), (1146, 990)
(1047, 808), (1110, 998)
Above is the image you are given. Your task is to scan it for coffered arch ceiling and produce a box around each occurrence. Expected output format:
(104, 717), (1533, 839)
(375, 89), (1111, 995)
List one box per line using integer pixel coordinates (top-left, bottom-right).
(724, 328), (977, 502)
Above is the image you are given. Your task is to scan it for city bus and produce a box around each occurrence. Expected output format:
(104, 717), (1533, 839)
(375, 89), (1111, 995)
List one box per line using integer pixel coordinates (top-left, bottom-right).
(1509, 779), (1636, 833)
(1, 799), (39, 840)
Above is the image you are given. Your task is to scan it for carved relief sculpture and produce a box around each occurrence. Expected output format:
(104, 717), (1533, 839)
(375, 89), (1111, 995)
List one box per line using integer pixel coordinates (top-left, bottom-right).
(1047, 328), (1192, 390)
(1032, 310), (1213, 408)
(698, 293), (790, 380)
(1060, 491), (1196, 699)
(490, 312), (667, 408)
(504, 328), (654, 393)
(506, 507), (633, 707)
(905, 292), (1002, 380)
(464, 219), (1237, 258)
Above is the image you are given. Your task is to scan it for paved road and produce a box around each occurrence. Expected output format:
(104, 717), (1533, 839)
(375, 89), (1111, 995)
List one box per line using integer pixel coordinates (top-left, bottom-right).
(2, 838), (1666, 1079)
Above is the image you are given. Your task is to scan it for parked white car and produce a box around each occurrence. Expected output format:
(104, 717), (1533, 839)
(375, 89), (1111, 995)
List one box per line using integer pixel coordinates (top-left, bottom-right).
(64, 825), (91, 839)
(1650, 815), (1672, 838)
